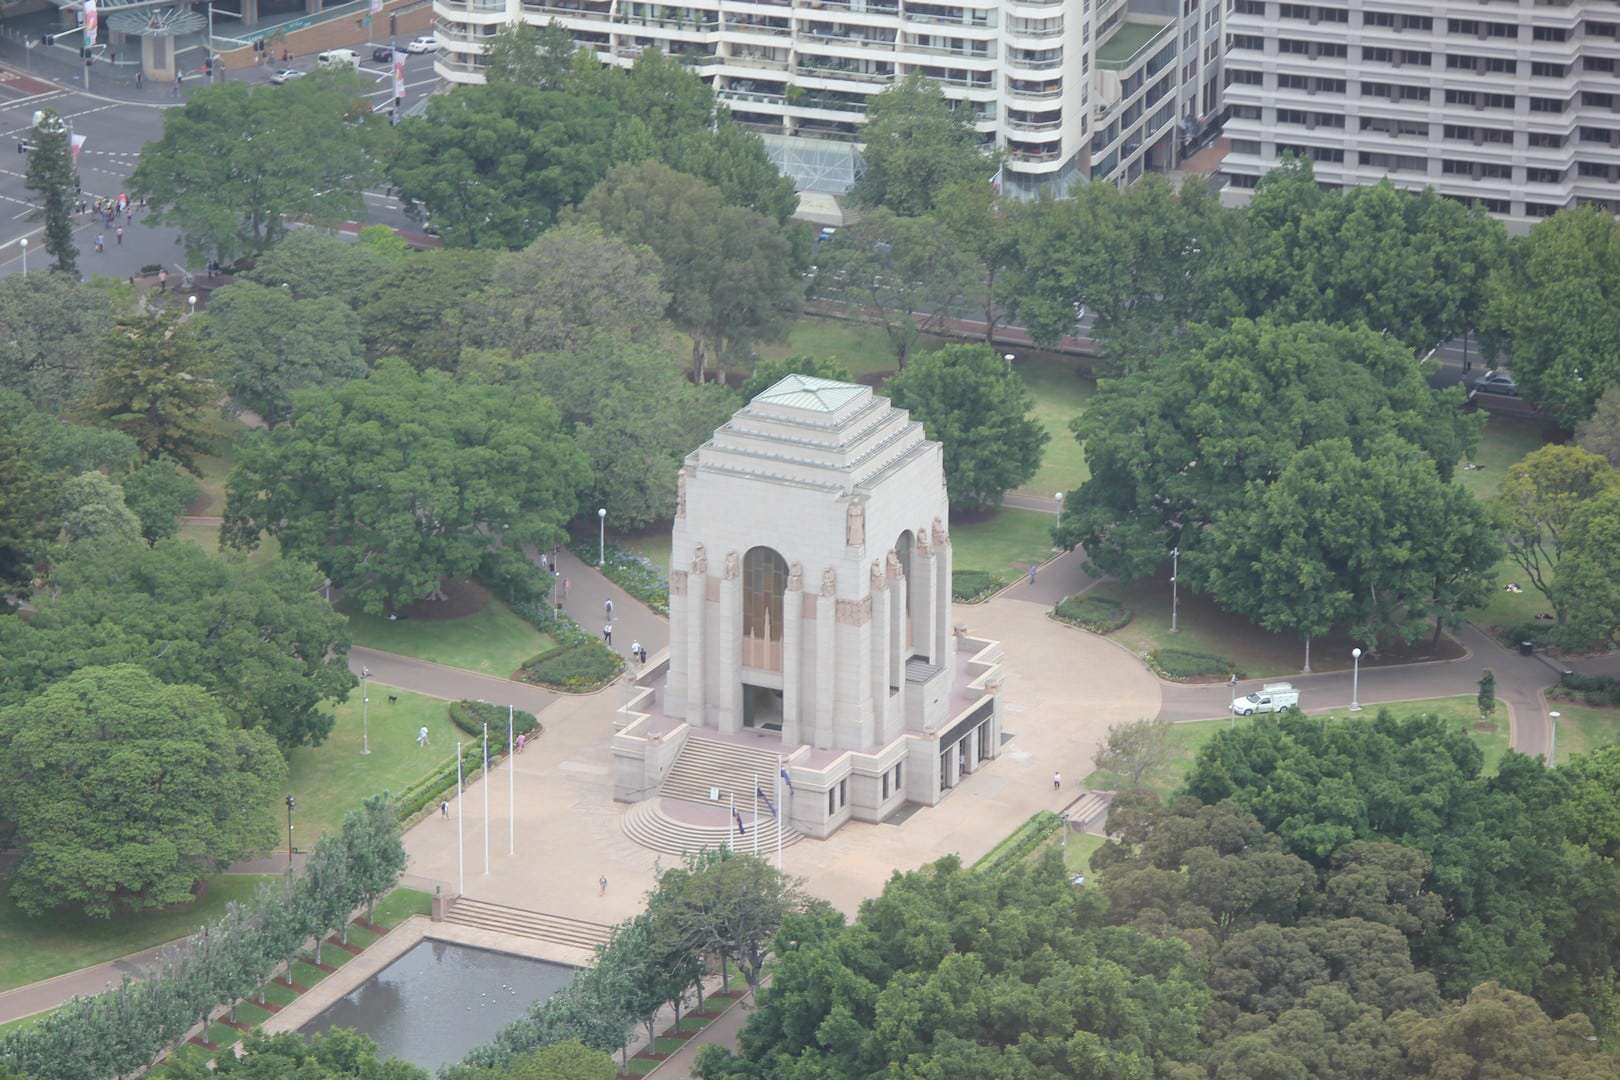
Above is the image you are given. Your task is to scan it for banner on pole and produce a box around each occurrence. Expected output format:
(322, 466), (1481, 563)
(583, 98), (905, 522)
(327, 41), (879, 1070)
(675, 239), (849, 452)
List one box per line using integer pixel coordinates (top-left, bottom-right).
(69, 133), (86, 164)
(393, 48), (406, 102)
(82, 0), (97, 45)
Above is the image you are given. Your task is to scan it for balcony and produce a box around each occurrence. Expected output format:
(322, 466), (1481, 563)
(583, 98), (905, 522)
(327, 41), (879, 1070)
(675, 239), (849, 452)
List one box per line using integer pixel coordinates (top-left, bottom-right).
(795, 61), (893, 82)
(1008, 83), (1061, 100)
(1005, 115), (1061, 131)
(1006, 53), (1061, 71)
(801, 0), (900, 14)
(903, 10), (993, 28)
(520, 1), (609, 17)
(1008, 147), (1061, 162)
(901, 39), (994, 59)
(619, 12), (721, 30)
(1005, 21), (1063, 38)
(718, 88), (787, 105)
(1095, 18), (1171, 71)
(725, 52), (791, 69)
(799, 30), (897, 50)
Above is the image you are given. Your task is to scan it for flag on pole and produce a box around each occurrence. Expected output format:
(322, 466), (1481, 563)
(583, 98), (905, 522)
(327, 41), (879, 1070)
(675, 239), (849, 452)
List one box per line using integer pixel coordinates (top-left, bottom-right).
(392, 47), (407, 103)
(69, 133), (85, 164)
(757, 784), (777, 820)
(779, 767), (794, 793)
(82, 0), (97, 46)
(733, 807), (747, 836)
(370, 0), (382, 12)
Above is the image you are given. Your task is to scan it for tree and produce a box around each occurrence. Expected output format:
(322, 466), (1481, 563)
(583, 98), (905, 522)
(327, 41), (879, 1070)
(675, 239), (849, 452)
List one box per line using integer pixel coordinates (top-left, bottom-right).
(204, 282), (366, 427)
(1092, 716), (1173, 790)
(242, 228), (408, 311)
(1554, 486), (1620, 650)
(850, 71), (993, 217)
(122, 458), (200, 545)
(1478, 669), (1497, 723)
(739, 355), (854, 401)
(175, 1030), (428, 1079)
(467, 223), (669, 357)
(1576, 385), (1620, 468)
(1056, 319), (1479, 583)
(389, 82), (620, 249)
(0, 538), (356, 749)
(933, 179), (1023, 342)
(885, 344), (1046, 511)
(500, 1042), (617, 1080)
(339, 793), (406, 926)
(485, 20), (577, 88)
(0, 390), (135, 475)
(86, 311), (217, 473)
(57, 470), (142, 545)
(130, 71), (378, 264)
(574, 161), (798, 381)
(223, 360), (590, 614)
(0, 664), (286, 918)
(0, 432), (54, 601)
(651, 850), (806, 996)
(1494, 444), (1617, 626)
(812, 209), (977, 370)
(359, 249), (495, 371)
(23, 110), (77, 276)
(1484, 206), (1620, 427)
(0, 273), (118, 412)
(1393, 982), (1620, 1080)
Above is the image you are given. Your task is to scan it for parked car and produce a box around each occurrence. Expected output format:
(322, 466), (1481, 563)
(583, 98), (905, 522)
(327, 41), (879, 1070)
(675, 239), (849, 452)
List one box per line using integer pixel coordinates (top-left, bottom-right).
(371, 45), (395, 63)
(316, 49), (360, 69)
(1231, 683), (1300, 716)
(269, 69), (305, 84)
(404, 35), (438, 53)
(1471, 370), (1519, 397)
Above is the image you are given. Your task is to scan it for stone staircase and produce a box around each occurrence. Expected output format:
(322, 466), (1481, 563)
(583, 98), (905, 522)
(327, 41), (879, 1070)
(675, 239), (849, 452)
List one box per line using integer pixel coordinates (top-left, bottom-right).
(660, 733), (786, 807)
(1065, 790), (1113, 833)
(622, 799), (803, 857)
(444, 897), (615, 951)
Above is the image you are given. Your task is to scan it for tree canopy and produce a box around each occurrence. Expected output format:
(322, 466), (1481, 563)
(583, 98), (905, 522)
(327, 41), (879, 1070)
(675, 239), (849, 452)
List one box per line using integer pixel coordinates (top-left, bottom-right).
(86, 312), (218, 473)
(0, 664), (286, 918)
(885, 344), (1047, 512)
(850, 72), (994, 217)
(0, 537), (355, 749)
(24, 110), (78, 276)
(0, 273), (119, 413)
(205, 281), (366, 427)
(223, 360), (590, 613)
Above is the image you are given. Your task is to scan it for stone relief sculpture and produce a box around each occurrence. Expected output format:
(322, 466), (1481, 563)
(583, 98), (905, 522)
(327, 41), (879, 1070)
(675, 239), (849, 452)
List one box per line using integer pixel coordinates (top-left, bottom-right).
(691, 543), (707, 576)
(870, 559), (885, 591)
(723, 550), (740, 581)
(846, 500), (865, 547)
(675, 470), (687, 519)
(885, 550), (901, 579)
(789, 561), (804, 591)
(821, 566), (837, 596)
(931, 516), (947, 547)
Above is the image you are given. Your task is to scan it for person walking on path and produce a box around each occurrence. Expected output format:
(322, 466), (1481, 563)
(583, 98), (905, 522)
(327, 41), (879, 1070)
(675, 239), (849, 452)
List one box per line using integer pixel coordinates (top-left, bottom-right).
(516, 733), (526, 753)
(1028, 563), (1038, 585)
(598, 875), (608, 896)
(135, 69), (142, 89)
(603, 623), (613, 647)
(417, 725), (429, 748)
(173, 72), (182, 97)
(1052, 770), (1061, 790)
(115, 226), (123, 245)
(439, 799), (449, 818)
(604, 597), (614, 619)
(630, 640), (644, 666)
(94, 233), (104, 253)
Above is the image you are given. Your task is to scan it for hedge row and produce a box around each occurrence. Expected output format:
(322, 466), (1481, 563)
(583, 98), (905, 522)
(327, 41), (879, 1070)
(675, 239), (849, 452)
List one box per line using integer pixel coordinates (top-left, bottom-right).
(1150, 648), (1239, 681)
(1551, 672), (1620, 708)
(972, 811), (1063, 874)
(568, 539), (669, 616)
(397, 740), (495, 823)
(952, 569), (1004, 603)
(450, 699), (541, 740)
(520, 642), (625, 693)
(1053, 594), (1131, 634)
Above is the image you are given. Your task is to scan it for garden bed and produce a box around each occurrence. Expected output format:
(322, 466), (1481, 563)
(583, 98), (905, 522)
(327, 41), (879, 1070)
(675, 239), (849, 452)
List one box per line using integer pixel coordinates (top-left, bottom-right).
(1053, 594), (1130, 634)
(951, 569), (1005, 604)
(569, 538), (670, 615)
(1148, 647), (1241, 682)
(519, 641), (625, 693)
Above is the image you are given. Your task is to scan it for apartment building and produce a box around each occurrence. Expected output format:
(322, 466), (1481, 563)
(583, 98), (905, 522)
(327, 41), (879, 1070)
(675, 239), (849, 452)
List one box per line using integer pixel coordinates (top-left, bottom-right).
(431, 0), (1224, 196)
(1222, 1), (1620, 226)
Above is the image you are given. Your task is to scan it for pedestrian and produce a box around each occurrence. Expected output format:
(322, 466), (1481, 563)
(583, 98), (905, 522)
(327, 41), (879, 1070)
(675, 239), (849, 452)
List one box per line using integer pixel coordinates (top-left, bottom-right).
(157, 268), (168, 291)
(1027, 563), (1037, 585)
(516, 733), (526, 753)
(563, 577), (570, 597)
(539, 553), (548, 571)
(439, 799), (449, 818)
(173, 71), (181, 97)
(417, 725), (429, 748)
(1052, 770), (1061, 790)
(604, 598), (614, 618)
(115, 225), (123, 245)
(630, 640), (643, 665)
(135, 69), (142, 89)
(95, 233), (104, 253)
(603, 623), (613, 646)
(598, 875), (608, 896)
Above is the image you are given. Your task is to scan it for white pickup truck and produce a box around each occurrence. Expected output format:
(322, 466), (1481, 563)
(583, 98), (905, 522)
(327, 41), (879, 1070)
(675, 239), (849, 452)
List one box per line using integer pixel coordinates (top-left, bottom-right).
(1231, 683), (1300, 716)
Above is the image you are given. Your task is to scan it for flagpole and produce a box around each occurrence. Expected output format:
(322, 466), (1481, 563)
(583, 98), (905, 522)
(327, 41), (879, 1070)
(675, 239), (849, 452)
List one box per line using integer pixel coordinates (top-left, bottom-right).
(776, 755), (783, 871)
(456, 741), (464, 897)
(482, 723), (490, 875)
(729, 793), (735, 853)
(507, 704), (515, 857)
(753, 772), (759, 856)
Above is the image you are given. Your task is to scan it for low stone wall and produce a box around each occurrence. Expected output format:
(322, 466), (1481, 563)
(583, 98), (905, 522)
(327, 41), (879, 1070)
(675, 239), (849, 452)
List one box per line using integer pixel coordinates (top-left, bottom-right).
(218, 0), (433, 70)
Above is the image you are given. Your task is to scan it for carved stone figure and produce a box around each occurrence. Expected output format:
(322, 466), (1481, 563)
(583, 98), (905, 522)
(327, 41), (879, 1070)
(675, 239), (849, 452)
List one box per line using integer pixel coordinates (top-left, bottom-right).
(931, 516), (947, 547)
(691, 543), (707, 576)
(821, 566), (837, 596)
(886, 550), (901, 579)
(675, 470), (687, 519)
(916, 527), (931, 559)
(723, 550), (740, 581)
(870, 559), (885, 591)
(846, 500), (866, 547)
(788, 561), (803, 591)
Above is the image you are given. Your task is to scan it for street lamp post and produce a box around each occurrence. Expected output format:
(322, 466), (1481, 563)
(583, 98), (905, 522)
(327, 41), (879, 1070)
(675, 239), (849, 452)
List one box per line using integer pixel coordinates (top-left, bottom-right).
(187, 294), (197, 316)
(1169, 547), (1180, 633)
(597, 507), (607, 566)
(1350, 648), (1362, 712)
(1229, 673), (1238, 723)
(360, 666), (371, 755)
(19, 237), (26, 277)
(1549, 711), (1561, 763)
(1054, 491), (1063, 518)
(285, 795), (295, 868)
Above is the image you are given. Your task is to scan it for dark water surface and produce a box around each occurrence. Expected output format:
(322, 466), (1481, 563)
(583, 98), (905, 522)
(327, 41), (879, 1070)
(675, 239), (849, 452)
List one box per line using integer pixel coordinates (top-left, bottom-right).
(299, 940), (576, 1070)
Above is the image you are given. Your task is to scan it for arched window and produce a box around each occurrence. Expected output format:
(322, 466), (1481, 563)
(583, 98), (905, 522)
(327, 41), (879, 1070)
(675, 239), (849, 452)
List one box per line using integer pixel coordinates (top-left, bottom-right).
(742, 546), (787, 671)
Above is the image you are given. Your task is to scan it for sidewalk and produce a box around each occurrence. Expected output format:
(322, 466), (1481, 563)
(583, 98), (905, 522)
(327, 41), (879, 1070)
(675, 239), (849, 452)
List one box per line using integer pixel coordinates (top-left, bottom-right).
(651, 979), (767, 1079)
(550, 546), (670, 660)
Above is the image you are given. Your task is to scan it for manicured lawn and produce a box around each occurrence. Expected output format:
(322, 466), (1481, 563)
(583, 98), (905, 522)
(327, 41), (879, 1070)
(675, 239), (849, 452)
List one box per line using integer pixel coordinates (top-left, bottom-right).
(176, 519), (282, 566)
(1469, 558), (1557, 630)
(756, 316), (953, 382)
(1456, 414), (1560, 502)
(0, 1007), (57, 1036)
(1062, 831), (1105, 875)
(1087, 570), (1463, 680)
(1553, 703), (1620, 764)
(371, 887), (433, 929)
(1083, 698), (1511, 800)
(282, 687), (460, 843)
(341, 591), (552, 677)
(1014, 354), (1095, 498)
(0, 875), (271, 993)
(951, 508), (1058, 580)
(187, 409), (257, 517)
(619, 527), (673, 575)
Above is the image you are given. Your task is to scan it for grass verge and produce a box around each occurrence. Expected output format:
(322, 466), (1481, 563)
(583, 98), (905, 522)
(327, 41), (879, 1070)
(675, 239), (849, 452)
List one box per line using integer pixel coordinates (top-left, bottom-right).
(1553, 704), (1620, 764)
(341, 590), (552, 678)
(1015, 354), (1095, 498)
(951, 508), (1057, 581)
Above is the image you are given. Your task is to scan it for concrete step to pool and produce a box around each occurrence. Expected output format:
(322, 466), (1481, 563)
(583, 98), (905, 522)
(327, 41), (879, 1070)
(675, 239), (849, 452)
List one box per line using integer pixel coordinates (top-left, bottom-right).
(621, 797), (803, 857)
(445, 898), (615, 951)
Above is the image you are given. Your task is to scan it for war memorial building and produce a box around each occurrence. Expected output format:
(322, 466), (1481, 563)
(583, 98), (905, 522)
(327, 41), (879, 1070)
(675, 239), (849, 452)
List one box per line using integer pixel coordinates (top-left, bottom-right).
(614, 375), (1005, 851)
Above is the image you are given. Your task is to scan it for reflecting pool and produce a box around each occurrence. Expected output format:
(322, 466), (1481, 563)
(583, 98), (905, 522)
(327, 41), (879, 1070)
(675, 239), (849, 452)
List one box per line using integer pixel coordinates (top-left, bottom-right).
(299, 939), (576, 1070)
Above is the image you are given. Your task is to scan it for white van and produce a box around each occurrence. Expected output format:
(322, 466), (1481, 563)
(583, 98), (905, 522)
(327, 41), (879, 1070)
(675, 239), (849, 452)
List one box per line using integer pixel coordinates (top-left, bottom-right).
(1231, 683), (1300, 716)
(316, 49), (360, 69)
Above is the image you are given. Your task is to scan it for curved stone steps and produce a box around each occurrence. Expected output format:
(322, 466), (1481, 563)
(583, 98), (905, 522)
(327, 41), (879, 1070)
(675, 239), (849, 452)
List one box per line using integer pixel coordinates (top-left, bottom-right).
(622, 799), (804, 857)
